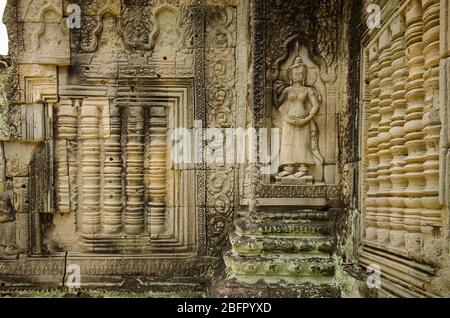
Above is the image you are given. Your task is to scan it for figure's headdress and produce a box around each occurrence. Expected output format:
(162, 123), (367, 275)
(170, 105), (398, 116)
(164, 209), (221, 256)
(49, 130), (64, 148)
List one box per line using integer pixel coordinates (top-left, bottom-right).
(289, 56), (307, 69)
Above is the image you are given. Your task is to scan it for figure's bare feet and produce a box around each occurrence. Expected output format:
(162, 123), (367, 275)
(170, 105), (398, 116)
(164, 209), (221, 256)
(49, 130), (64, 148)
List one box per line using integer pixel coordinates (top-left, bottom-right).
(0, 214), (10, 222)
(0, 245), (17, 255)
(293, 171), (306, 178)
(5, 245), (16, 252)
(278, 170), (294, 177)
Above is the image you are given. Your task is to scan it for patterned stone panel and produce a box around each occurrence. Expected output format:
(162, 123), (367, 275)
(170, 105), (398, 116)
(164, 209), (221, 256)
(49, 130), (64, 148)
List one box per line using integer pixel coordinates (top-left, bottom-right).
(205, 5), (237, 257)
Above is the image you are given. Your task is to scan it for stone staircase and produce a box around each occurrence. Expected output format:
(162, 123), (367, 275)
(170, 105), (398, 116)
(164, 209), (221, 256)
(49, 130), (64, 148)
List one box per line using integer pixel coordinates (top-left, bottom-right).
(223, 208), (341, 297)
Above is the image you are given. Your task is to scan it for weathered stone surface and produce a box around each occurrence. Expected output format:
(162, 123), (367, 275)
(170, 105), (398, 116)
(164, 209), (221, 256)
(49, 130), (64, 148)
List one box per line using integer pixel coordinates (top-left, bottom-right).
(358, 0), (450, 297)
(0, 0), (448, 298)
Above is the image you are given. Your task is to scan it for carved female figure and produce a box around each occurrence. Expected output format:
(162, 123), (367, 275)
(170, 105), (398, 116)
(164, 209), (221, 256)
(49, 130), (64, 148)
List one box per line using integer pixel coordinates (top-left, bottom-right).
(275, 57), (321, 178)
(0, 189), (17, 255)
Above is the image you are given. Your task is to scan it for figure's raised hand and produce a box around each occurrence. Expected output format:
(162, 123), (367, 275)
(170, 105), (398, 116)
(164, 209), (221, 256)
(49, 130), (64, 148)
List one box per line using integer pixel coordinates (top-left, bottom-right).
(275, 81), (288, 95)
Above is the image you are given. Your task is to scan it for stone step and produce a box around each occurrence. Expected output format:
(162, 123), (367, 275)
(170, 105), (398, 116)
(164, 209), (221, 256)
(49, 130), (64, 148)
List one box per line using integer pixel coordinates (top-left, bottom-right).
(225, 253), (336, 278)
(234, 217), (332, 237)
(211, 279), (341, 298)
(226, 208), (338, 289)
(230, 233), (334, 256)
(237, 210), (336, 223)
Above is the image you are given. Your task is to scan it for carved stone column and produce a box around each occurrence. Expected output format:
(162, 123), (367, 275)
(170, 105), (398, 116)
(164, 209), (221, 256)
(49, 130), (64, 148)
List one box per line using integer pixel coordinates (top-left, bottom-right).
(403, 1), (426, 240)
(421, 0), (442, 229)
(146, 105), (167, 238)
(365, 40), (381, 241)
(389, 15), (408, 248)
(102, 103), (123, 234)
(55, 99), (78, 213)
(79, 99), (102, 235)
(376, 27), (395, 244)
(125, 106), (145, 235)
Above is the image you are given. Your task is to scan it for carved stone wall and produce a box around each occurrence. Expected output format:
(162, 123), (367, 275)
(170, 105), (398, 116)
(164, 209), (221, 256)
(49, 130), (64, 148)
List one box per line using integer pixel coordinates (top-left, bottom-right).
(0, 0), (238, 279)
(244, 0), (345, 209)
(0, 0), (449, 298)
(220, 0), (364, 297)
(360, 0), (450, 297)
(205, 5), (236, 256)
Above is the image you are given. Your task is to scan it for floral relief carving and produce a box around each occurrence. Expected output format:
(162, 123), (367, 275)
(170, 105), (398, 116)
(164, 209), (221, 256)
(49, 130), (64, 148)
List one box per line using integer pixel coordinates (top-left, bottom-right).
(207, 168), (235, 255)
(204, 6), (237, 256)
(120, 2), (153, 51)
(205, 6), (236, 129)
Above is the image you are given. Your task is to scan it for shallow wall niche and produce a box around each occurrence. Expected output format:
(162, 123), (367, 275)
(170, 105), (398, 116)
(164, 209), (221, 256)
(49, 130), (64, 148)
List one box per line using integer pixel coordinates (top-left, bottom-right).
(0, 1), (238, 282)
(269, 36), (337, 186)
(242, 0), (346, 210)
(52, 83), (198, 254)
(21, 0), (70, 65)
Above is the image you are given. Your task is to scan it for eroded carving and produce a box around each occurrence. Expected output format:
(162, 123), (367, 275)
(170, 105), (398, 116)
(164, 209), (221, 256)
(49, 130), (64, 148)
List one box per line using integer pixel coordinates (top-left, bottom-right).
(270, 39), (332, 185)
(22, 0), (70, 65)
(0, 189), (17, 257)
(273, 57), (323, 184)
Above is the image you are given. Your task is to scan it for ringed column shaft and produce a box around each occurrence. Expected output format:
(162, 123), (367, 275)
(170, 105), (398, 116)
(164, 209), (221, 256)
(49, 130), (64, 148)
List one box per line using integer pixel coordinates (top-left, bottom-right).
(389, 15), (408, 248)
(102, 103), (123, 234)
(125, 106), (145, 235)
(147, 105), (168, 238)
(376, 27), (395, 244)
(365, 40), (381, 241)
(403, 1), (426, 234)
(421, 0), (442, 228)
(55, 99), (78, 213)
(80, 99), (102, 235)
